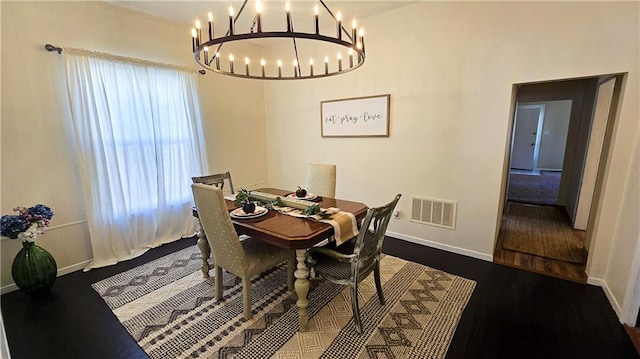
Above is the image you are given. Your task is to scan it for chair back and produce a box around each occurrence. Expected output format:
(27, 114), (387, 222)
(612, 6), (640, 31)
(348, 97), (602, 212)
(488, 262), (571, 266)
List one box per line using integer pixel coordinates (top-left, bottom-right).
(191, 183), (247, 276)
(306, 163), (336, 198)
(192, 171), (235, 194)
(351, 194), (401, 279)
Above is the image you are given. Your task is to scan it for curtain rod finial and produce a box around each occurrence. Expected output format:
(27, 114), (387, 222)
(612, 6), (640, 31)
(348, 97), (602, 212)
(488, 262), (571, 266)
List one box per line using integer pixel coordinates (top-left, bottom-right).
(45, 44), (62, 54)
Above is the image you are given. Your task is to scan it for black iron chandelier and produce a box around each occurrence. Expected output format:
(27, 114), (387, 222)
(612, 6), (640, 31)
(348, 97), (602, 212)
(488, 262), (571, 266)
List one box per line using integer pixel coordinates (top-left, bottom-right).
(191, 0), (366, 80)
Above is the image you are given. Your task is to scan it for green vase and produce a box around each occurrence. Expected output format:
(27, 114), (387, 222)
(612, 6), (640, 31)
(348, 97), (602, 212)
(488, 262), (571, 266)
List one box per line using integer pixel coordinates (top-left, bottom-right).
(11, 241), (57, 295)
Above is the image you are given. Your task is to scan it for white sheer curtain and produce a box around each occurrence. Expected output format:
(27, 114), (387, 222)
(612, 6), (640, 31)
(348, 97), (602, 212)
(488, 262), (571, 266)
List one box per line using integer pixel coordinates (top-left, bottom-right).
(63, 49), (208, 270)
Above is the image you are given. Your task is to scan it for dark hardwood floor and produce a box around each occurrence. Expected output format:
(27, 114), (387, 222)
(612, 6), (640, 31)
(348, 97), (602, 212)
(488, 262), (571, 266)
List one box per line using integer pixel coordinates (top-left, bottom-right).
(494, 202), (588, 283)
(2, 236), (637, 359)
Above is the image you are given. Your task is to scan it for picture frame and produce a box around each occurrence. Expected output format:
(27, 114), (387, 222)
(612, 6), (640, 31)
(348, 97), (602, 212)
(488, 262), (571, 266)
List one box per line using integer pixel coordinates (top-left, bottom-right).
(320, 94), (390, 137)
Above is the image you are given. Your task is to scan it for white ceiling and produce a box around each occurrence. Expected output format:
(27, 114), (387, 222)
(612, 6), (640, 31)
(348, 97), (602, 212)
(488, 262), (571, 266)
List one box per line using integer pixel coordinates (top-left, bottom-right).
(108, 1), (414, 34)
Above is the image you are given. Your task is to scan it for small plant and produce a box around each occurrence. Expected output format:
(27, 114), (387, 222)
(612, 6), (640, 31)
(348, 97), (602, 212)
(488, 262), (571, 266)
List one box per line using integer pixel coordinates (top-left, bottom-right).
(234, 189), (256, 214)
(233, 189), (252, 206)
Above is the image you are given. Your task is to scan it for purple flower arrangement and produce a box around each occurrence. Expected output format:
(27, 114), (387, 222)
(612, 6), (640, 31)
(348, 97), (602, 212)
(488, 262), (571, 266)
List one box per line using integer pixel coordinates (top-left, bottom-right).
(1, 204), (54, 241)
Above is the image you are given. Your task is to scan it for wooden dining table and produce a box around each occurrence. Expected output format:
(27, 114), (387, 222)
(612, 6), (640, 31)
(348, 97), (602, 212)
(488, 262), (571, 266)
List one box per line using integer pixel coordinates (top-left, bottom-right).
(193, 188), (368, 332)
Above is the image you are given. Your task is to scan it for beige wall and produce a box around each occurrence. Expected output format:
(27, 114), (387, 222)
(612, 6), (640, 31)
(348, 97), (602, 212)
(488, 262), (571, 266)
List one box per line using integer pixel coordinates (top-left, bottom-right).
(263, 2), (639, 319)
(0, 1), (267, 290)
(607, 132), (640, 320)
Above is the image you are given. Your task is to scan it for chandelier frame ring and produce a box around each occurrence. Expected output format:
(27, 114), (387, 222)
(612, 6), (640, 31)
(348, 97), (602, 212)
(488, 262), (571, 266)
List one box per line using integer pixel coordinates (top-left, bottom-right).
(194, 31), (365, 80)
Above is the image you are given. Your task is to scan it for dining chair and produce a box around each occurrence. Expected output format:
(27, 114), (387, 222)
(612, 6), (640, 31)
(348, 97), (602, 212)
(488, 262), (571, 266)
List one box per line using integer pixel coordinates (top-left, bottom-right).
(191, 183), (294, 320)
(306, 163), (336, 198)
(191, 171), (235, 194)
(306, 193), (401, 334)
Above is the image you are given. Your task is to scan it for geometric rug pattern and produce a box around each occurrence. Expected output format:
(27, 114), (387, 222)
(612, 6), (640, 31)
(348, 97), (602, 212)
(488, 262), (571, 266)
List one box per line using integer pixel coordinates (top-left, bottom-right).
(93, 247), (476, 358)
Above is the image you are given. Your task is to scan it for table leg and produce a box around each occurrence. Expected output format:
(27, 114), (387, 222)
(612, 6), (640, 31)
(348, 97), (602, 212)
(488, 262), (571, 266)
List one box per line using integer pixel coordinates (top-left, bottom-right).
(294, 248), (310, 332)
(196, 221), (211, 278)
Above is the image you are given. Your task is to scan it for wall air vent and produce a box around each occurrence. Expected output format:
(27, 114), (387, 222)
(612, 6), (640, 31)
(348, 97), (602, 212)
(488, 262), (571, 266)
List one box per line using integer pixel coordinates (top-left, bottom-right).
(410, 196), (457, 230)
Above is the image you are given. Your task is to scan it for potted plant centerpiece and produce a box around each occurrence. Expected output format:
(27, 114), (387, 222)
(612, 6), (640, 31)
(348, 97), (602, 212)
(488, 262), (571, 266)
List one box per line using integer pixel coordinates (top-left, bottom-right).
(1, 204), (57, 295)
(234, 189), (256, 214)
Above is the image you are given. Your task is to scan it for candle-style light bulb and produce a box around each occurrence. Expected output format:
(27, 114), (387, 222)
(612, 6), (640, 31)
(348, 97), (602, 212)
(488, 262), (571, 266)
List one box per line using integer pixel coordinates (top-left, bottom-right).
(348, 48), (354, 67)
(191, 28), (197, 52)
(256, 0), (263, 32)
(337, 53), (342, 71)
(359, 28), (365, 52)
(208, 12), (214, 40)
(310, 58), (314, 76)
(324, 55), (329, 74)
(229, 6), (235, 35)
(229, 54), (234, 73)
(215, 52), (220, 69)
(336, 12), (342, 40)
(293, 59), (298, 77)
(204, 46), (209, 64)
(285, 1), (292, 32)
(261, 58), (266, 77)
(314, 4), (319, 34)
(277, 59), (282, 78)
(245, 57), (250, 75)
(195, 19), (201, 45)
(351, 19), (357, 42)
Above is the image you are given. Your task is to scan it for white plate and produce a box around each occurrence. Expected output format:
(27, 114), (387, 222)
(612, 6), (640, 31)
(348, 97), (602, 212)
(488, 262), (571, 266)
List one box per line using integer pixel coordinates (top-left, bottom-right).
(287, 193), (318, 201)
(230, 206), (268, 219)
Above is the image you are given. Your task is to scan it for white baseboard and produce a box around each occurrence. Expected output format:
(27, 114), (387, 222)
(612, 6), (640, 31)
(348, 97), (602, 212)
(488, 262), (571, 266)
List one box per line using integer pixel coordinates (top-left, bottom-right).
(1, 259), (92, 295)
(386, 231), (494, 262)
(587, 276), (623, 322)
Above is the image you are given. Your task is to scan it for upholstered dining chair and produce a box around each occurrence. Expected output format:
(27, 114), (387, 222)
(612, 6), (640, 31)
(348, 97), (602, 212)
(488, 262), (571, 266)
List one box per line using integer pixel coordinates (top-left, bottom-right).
(191, 183), (294, 320)
(306, 194), (401, 334)
(192, 171), (235, 194)
(306, 163), (336, 198)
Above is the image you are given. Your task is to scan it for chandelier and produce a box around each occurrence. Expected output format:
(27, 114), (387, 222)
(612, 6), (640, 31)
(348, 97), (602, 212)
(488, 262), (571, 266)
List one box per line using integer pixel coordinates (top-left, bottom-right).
(191, 0), (366, 80)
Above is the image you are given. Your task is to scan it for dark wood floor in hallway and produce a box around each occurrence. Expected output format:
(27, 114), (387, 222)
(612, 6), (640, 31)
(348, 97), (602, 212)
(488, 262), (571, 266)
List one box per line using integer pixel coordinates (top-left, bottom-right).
(2, 236), (636, 359)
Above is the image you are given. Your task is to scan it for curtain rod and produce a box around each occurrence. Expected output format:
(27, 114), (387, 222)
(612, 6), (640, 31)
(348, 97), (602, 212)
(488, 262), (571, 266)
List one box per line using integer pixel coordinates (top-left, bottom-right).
(44, 43), (206, 75)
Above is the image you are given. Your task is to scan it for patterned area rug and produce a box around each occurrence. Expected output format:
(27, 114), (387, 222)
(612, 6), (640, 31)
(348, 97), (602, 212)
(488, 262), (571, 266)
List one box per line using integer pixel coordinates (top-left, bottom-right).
(93, 247), (476, 359)
(508, 171), (561, 206)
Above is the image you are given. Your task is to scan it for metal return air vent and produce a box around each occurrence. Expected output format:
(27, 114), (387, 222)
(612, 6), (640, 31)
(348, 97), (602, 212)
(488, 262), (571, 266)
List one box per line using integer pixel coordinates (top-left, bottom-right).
(411, 196), (457, 229)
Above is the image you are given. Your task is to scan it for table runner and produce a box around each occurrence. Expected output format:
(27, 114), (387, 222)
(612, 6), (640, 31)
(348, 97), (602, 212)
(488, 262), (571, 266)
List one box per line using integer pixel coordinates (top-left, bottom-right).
(276, 206), (359, 245)
(228, 191), (360, 245)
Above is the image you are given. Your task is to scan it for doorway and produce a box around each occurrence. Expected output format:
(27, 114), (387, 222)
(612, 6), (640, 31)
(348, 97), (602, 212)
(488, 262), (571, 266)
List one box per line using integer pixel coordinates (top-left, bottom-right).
(495, 74), (623, 282)
(511, 104), (546, 173)
(508, 100), (572, 206)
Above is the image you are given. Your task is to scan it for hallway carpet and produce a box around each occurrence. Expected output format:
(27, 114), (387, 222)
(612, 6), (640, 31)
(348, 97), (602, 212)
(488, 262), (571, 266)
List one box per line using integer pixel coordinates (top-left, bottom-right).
(508, 171), (561, 206)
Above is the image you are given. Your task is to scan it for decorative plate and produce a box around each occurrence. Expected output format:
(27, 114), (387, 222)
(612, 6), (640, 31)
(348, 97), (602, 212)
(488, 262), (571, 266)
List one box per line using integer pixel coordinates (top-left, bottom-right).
(230, 206), (268, 219)
(287, 193), (318, 201)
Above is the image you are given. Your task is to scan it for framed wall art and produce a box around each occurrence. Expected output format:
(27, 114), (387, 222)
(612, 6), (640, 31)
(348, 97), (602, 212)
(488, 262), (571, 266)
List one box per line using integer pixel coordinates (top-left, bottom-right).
(320, 94), (390, 137)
